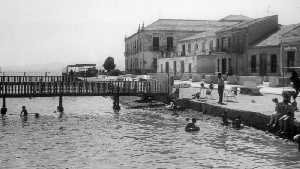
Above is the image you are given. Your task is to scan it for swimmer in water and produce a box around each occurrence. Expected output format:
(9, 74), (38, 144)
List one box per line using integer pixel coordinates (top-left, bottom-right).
(20, 106), (28, 117)
(232, 116), (242, 129)
(222, 111), (229, 126)
(185, 118), (199, 132)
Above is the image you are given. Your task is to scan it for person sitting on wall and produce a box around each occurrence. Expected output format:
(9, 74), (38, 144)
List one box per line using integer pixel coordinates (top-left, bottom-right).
(290, 71), (300, 109)
(267, 98), (279, 130)
(275, 91), (295, 136)
(192, 83), (208, 100)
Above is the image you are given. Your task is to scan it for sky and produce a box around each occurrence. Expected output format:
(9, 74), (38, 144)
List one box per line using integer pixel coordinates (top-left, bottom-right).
(0, 0), (300, 71)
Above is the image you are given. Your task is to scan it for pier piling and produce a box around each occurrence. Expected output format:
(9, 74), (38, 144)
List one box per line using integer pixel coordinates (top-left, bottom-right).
(113, 95), (120, 112)
(1, 97), (7, 116)
(57, 95), (64, 113)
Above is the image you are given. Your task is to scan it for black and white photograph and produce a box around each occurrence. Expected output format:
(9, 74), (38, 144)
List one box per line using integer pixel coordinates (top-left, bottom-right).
(1, 0), (300, 168)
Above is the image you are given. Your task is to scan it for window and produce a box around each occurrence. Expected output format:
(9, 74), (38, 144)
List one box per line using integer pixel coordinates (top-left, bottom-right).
(209, 40), (214, 51)
(153, 37), (159, 51)
(287, 51), (295, 68)
(188, 43), (191, 53)
(194, 44), (198, 50)
(217, 59), (220, 72)
(189, 63), (192, 73)
(173, 61), (177, 74)
(181, 44), (186, 56)
(228, 38), (231, 49)
(161, 64), (163, 73)
(228, 58), (233, 75)
(251, 55), (256, 73)
(221, 37), (227, 51)
(202, 41), (206, 52)
(271, 54), (277, 73)
(222, 58), (227, 74)
(217, 39), (220, 50)
(167, 37), (173, 51)
(181, 61), (185, 73)
(139, 40), (142, 52)
(165, 62), (169, 73)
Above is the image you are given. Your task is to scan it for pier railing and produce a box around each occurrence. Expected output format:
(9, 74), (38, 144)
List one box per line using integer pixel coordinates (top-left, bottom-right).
(0, 80), (168, 97)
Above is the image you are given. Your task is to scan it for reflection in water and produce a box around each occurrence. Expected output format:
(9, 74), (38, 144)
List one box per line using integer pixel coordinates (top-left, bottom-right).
(0, 96), (300, 168)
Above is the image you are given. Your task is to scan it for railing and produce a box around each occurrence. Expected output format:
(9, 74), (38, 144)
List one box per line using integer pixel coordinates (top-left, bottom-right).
(0, 76), (67, 82)
(0, 80), (168, 97)
(0, 72), (61, 76)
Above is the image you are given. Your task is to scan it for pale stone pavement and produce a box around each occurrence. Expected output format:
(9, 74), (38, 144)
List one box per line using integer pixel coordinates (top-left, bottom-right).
(178, 86), (300, 122)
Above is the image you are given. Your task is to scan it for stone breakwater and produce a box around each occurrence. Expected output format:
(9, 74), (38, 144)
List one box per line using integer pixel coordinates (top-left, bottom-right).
(176, 98), (300, 133)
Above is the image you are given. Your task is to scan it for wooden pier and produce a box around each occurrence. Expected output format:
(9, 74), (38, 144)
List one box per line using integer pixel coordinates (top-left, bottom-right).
(0, 74), (170, 114)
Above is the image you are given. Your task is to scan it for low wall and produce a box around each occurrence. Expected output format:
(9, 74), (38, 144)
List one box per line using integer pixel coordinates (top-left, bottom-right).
(176, 99), (300, 134)
(176, 99), (300, 132)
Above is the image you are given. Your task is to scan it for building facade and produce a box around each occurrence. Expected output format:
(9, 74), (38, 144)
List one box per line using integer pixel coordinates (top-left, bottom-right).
(125, 18), (242, 74)
(157, 31), (218, 78)
(214, 15), (279, 75)
(126, 15), (300, 86)
(154, 16), (251, 77)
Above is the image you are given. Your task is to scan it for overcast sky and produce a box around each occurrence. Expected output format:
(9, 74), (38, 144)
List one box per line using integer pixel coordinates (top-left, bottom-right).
(0, 0), (300, 71)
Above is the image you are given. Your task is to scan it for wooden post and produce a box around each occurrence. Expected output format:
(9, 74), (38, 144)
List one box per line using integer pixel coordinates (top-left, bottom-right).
(57, 95), (64, 113)
(1, 97), (7, 116)
(113, 95), (120, 112)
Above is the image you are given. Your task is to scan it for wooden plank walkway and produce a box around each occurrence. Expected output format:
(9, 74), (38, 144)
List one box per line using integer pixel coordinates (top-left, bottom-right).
(0, 76), (169, 97)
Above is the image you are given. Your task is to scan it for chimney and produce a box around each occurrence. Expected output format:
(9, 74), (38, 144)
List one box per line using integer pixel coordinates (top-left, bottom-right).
(138, 24), (140, 32)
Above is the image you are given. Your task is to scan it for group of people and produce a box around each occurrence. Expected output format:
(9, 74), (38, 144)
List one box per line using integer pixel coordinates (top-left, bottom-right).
(192, 83), (213, 100)
(267, 91), (297, 137)
(222, 111), (243, 129)
(192, 73), (226, 104)
(266, 70), (300, 137)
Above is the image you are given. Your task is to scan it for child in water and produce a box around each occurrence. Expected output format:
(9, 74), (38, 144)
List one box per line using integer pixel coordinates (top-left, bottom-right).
(20, 106), (28, 117)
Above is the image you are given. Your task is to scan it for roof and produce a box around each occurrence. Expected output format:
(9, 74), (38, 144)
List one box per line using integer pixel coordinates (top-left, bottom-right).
(67, 64), (96, 67)
(219, 15), (252, 22)
(254, 24), (300, 47)
(179, 30), (218, 41)
(144, 19), (239, 32)
(218, 15), (277, 33)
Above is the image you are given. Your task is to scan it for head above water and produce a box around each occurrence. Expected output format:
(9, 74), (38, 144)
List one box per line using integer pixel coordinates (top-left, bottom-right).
(192, 118), (197, 123)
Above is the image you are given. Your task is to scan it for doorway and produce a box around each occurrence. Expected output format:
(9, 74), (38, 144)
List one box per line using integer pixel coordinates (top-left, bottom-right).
(259, 54), (267, 76)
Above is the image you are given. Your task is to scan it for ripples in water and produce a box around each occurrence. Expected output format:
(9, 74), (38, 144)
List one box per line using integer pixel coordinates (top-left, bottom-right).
(0, 96), (300, 169)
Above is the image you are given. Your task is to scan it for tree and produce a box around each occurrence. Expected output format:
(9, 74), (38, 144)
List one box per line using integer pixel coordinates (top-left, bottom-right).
(103, 57), (116, 72)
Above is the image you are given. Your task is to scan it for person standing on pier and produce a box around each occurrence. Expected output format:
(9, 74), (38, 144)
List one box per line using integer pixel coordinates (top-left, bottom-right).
(217, 73), (225, 104)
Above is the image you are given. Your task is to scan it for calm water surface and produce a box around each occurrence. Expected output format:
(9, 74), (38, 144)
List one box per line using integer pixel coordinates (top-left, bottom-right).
(0, 96), (300, 169)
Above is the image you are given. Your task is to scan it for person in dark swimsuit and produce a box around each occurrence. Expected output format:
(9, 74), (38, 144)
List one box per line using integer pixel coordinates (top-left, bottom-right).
(20, 106), (28, 117)
(185, 118), (200, 132)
